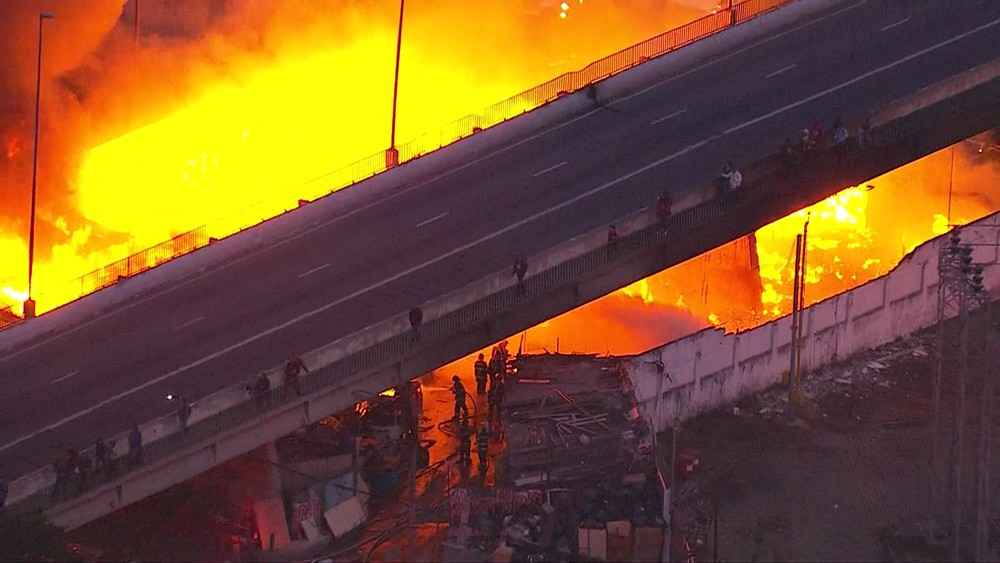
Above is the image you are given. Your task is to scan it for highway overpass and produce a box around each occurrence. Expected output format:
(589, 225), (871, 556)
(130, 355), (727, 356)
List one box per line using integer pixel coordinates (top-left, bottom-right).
(1, 0), (999, 528)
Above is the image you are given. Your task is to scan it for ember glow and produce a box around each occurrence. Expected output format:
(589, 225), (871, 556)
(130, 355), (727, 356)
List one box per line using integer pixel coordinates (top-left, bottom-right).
(0, 0), (709, 314)
(752, 141), (1000, 320)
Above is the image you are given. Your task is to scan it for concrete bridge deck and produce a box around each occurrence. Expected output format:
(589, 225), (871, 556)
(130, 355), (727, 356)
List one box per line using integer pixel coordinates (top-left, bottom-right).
(1, 0), (999, 528)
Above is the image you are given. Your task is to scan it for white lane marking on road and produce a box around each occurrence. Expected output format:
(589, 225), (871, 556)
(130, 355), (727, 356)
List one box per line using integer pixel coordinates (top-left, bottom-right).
(297, 263), (331, 279)
(725, 15), (1000, 136)
(416, 212), (449, 229)
(51, 371), (78, 385)
(650, 109), (687, 125)
(881, 17), (910, 32)
(0, 0), (867, 365)
(532, 161), (568, 177)
(173, 316), (206, 331)
(613, 0), (867, 106)
(765, 64), (797, 79)
(3, 10), (995, 455)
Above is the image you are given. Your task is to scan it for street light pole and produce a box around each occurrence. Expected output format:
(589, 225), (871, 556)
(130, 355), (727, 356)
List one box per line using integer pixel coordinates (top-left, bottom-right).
(25, 12), (54, 319)
(947, 145), (955, 226)
(387, 0), (405, 168)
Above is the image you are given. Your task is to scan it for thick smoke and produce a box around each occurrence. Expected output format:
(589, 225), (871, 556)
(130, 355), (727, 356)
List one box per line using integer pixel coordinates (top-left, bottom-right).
(0, 1), (124, 105)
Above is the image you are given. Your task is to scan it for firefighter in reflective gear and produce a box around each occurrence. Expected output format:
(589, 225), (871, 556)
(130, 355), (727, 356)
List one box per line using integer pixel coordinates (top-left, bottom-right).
(452, 376), (469, 421)
(489, 346), (503, 389)
(476, 422), (490, 469)
(488, 379), (505, 440)
(498, 340), (510, 375)
(474, 353), (489, 394)
(457, 421), (472, 465)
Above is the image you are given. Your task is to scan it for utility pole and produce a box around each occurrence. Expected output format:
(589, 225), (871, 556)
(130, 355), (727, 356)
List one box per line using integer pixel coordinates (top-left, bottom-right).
(795, 219), (810, 391)
(133, 0), (140, 45)
(947, 145), (955, 226)
(789, 234), (803, 401)
(387, 0), (405, 168)
(930, 231), (964, 537)
(951, 241), (974, 562)
(25, 12), (54, 320)
(665, 420), (679, 563)
(929, 236), (952, 537)
(974, 285), (992, 561)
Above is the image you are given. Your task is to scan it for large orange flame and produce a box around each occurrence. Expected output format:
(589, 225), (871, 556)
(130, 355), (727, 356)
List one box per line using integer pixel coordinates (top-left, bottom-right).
(0, 0), (710, 314)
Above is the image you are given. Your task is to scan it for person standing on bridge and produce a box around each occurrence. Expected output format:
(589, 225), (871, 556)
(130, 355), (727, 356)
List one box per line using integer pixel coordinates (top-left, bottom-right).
(607, 224), (620, 260)
(409, 307), (424, 341)
(833, 117), (850, 166)
(474, 353), (489, 395)
(77, 452), (92, 493)
(452, 375), (469, 421)
(175, 394), (193, 435)
(284, 357), (309, 397)
(128, 425), (143, 467)
(717, 162), (734, 197)
(65, 449), (81, 494)
(104, 439), (118, 479)
(726, 162), (743, 193)
(656, 191), (673, 233)
(800, 128), (813, 156)
(513, 256), (528, 296)
(95, 437), (108, 477)
(51, 458), (67, 501)
(858, 113), (873, 151)
(781, 138), (800, 178)
(253, 373), (272, 410)
(809, 120), (825, 150)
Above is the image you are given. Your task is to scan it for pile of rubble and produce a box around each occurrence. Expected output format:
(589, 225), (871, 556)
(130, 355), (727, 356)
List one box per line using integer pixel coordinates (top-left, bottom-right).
(476, 354), (665, 561)
(733, 333), (934, 426)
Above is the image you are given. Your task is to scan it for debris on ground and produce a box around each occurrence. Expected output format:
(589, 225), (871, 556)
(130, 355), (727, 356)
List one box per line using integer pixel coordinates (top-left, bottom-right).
(442, 353), (666, 562)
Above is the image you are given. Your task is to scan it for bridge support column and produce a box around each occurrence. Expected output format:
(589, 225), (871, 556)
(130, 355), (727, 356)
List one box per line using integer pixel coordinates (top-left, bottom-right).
(252, 442), (290, 552)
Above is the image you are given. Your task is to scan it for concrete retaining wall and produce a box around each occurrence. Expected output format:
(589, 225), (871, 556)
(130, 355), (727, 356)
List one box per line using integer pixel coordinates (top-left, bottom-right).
(628, 212), (1000, 431)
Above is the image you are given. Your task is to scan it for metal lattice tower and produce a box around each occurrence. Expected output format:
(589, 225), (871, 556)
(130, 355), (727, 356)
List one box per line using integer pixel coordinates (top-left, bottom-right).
(926, 224), (998, 562)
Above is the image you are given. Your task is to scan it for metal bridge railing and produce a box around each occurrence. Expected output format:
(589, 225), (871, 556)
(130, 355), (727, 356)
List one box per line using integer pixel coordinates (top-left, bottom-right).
(0, 306), (21, 331)
(10, 0), (793, 321)
(75, 227), (211, 296)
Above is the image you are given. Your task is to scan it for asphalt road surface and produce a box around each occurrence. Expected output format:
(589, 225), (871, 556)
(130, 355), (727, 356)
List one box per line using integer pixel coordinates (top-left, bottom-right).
(2, 0), (999, 479)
